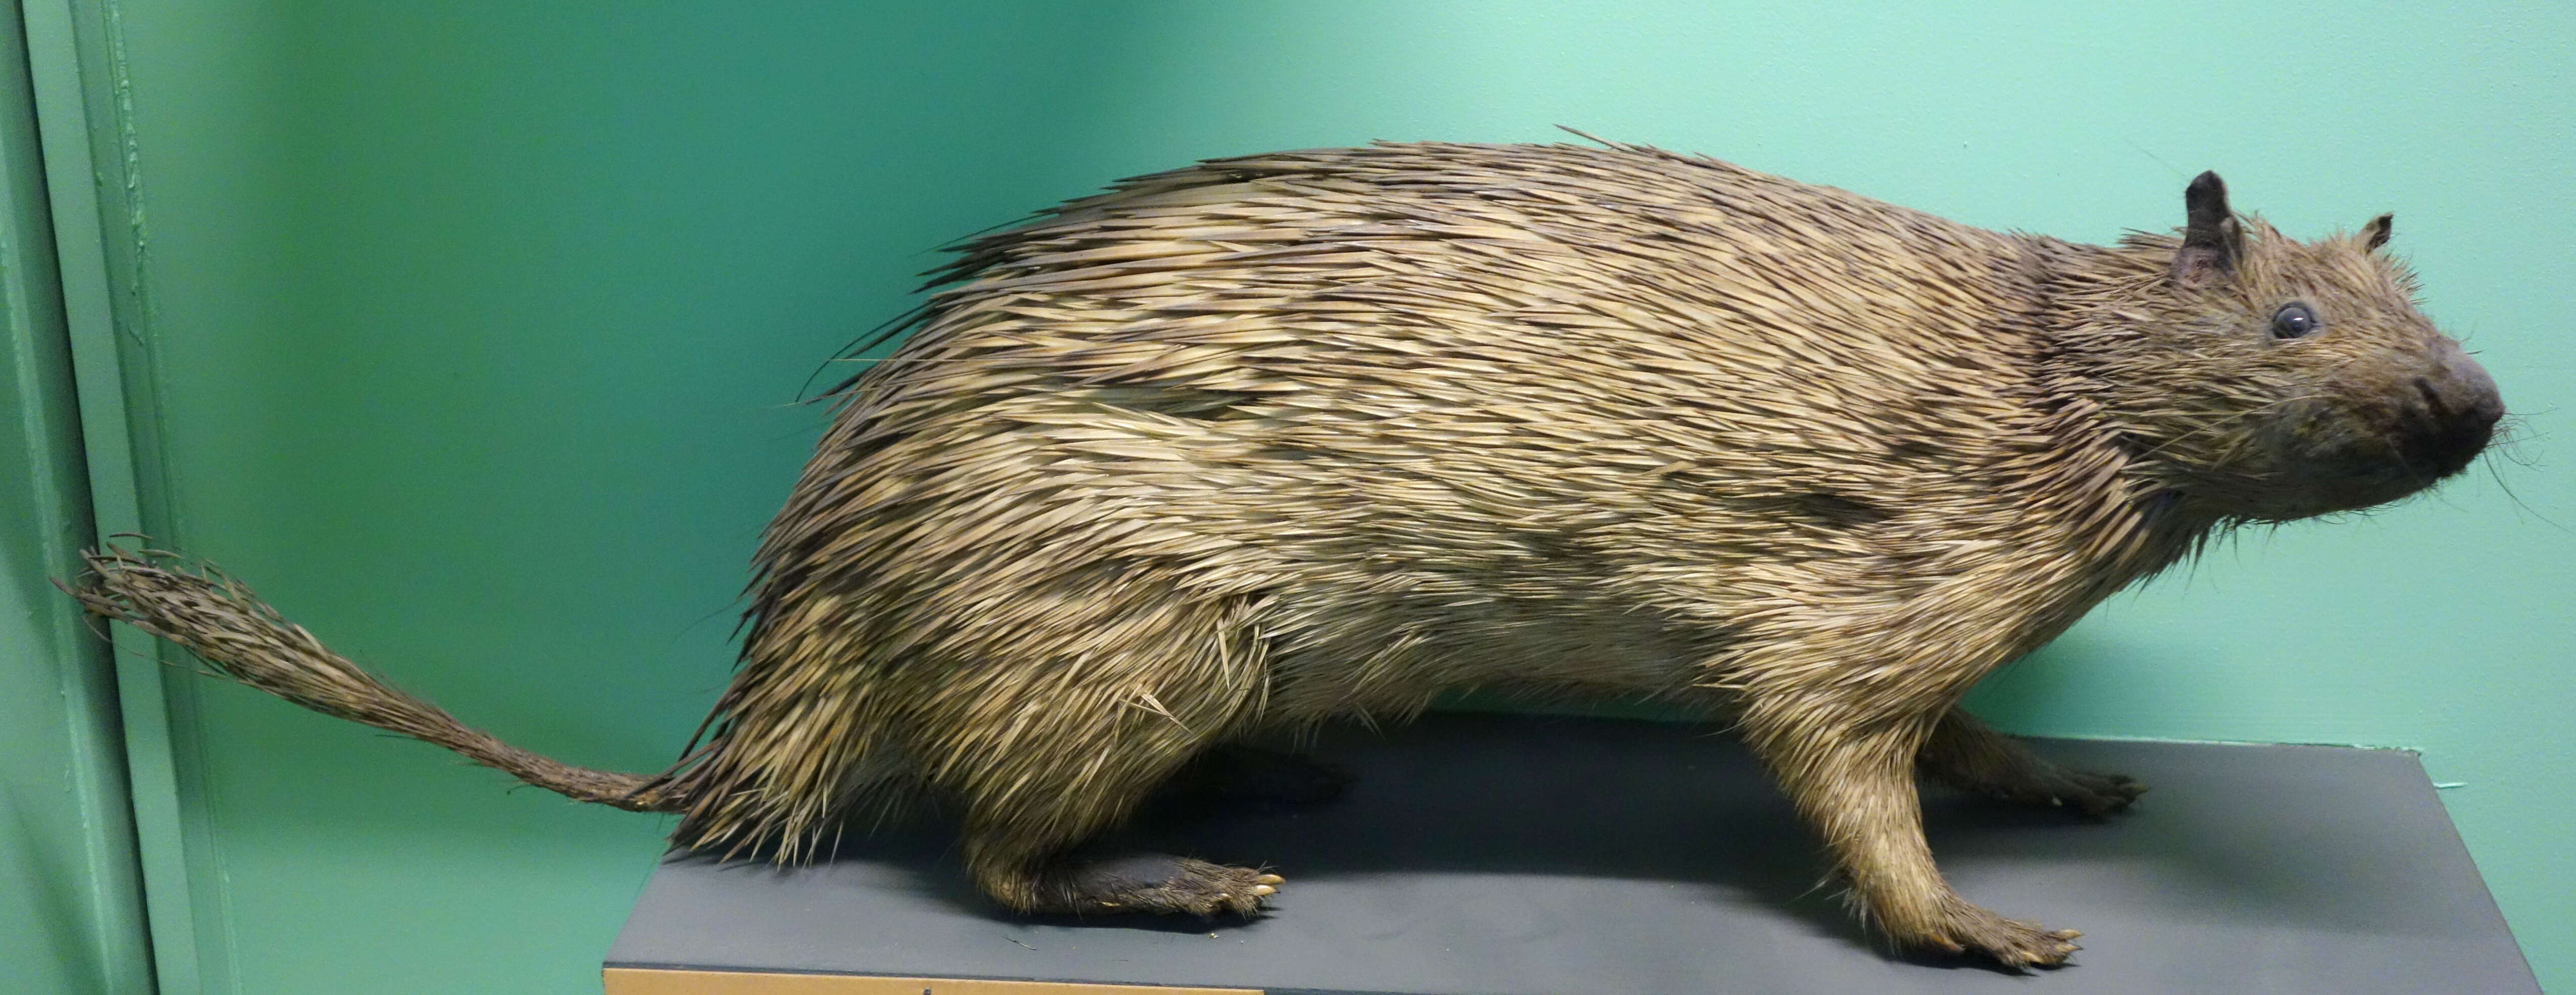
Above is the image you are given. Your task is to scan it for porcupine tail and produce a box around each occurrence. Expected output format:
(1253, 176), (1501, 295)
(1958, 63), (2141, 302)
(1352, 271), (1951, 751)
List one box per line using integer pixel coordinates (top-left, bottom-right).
(63, 543), (685, 813)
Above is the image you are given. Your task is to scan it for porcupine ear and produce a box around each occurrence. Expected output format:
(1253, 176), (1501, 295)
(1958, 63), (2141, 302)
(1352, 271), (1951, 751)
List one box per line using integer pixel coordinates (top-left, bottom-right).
(2361, 212), (2393, 251)
(2172, 170), (2243, 287)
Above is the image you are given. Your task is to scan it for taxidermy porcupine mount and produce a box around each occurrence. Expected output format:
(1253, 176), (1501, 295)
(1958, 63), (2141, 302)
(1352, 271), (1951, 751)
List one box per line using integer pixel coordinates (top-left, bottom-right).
(72, 136), (2504, 970)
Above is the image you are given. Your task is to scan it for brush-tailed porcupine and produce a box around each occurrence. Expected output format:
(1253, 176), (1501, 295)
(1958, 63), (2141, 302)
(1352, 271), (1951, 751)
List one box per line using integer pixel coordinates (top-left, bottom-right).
(73, 137), (2503, 968)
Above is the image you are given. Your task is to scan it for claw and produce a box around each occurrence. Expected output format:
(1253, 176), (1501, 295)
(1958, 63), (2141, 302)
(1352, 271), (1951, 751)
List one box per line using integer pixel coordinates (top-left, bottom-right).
(1250, 884), (1275, 896)
(1252, 874), (1284, 885)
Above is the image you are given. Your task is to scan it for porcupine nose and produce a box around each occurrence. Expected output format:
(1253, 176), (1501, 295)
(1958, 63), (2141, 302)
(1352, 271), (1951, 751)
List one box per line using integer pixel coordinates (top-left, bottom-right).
(2400, 339), (2503, 480)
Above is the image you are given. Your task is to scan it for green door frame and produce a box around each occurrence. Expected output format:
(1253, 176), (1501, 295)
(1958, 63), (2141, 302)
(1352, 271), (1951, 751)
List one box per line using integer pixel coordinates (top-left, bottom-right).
(15, 0), (221, 990)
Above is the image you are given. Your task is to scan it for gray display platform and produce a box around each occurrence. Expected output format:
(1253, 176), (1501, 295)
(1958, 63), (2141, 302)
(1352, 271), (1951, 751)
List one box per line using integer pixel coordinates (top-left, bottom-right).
(605, 714), (2537, 993)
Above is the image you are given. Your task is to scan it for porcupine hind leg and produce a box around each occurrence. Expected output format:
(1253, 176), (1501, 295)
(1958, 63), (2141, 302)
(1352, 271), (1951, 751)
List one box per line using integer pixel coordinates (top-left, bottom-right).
(1918, 708), (2143, 816)
(921, 584), (1283, 918)
(954, 722), (1285, 920)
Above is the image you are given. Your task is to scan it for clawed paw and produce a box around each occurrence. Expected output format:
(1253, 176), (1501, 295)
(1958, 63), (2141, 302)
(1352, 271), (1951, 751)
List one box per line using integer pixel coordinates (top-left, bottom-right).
(1988, 768), (2145, 817)
(1925, 907), (2083, 969)
(1057, 854), (1283, 918)
(2050, 770), (2146, 817)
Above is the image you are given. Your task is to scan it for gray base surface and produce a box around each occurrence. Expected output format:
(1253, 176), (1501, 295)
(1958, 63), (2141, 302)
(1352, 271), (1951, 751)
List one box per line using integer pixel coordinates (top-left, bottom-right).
(606, 714), (2537, 993)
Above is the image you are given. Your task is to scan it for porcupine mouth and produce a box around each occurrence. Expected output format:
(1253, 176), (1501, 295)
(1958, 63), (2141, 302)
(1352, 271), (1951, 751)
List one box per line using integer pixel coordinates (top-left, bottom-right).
(2395, 375), (2501, 483)
(2339, 390), (2497, 497)
(2397, 421), (2493, 484)
(2270, 368), (2498, 506)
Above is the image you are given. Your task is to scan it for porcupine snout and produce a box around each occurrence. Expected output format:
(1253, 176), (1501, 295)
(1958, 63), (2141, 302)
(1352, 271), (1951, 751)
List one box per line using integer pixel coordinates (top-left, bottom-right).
(2397, 337), (2503, 481)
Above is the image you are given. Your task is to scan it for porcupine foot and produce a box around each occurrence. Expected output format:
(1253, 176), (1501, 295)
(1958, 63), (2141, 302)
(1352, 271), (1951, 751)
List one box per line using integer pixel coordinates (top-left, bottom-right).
(1940, 759), (2145, 817)
(1037, 854), (1283, 917)
(1920, 711), (2145, 817)
(1992, 767), (2145, 817)
(1917, 897), (2084, 970)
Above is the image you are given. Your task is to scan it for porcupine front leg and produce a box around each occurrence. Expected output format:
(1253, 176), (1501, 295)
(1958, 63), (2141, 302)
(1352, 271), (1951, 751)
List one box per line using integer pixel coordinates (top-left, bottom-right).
(1738, 692), (2082, 968)
(1918, 708), (2144, 816)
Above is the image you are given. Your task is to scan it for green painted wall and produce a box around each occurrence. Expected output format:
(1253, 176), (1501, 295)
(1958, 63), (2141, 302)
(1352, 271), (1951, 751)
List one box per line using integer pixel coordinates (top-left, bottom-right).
(69, 2), (2571, 991)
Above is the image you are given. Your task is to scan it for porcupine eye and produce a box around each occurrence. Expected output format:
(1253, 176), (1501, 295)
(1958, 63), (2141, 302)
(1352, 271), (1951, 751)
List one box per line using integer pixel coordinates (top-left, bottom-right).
(2271, 302), (2320, 339)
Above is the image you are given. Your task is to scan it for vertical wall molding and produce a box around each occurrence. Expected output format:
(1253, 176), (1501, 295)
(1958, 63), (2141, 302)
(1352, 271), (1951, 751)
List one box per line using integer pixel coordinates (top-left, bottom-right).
(0, 0), (152, 988)
(20, 0), (226, 990)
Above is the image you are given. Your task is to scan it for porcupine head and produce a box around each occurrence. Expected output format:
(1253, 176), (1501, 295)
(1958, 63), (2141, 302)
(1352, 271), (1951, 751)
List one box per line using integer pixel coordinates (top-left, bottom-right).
(2059, 172), (2501, 521)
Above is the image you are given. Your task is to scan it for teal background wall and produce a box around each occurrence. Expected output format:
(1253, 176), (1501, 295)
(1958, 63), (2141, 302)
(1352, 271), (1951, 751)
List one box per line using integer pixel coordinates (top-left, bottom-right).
(41, 1), (2571, 991)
